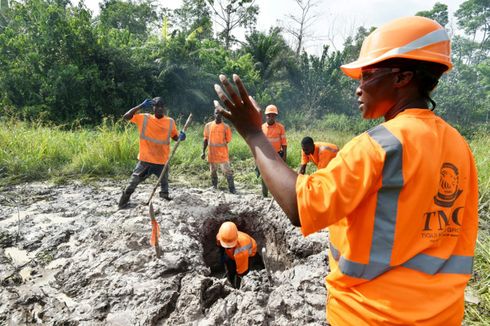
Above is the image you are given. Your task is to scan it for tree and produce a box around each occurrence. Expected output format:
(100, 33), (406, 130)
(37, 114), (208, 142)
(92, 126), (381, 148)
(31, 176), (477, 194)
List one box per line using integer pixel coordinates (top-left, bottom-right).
(282, 0), (319, 56)
(243, 27), (293, 80)
(98, 0), (158, 39)
(416, 2), (448, 27)
(173, 0), (213, 39)
(455, 0), (490, 54)
(206, 0), (259, 49)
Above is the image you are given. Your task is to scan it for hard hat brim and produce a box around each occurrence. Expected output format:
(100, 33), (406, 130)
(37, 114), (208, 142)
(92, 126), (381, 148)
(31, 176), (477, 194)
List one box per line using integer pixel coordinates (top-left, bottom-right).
(220, 239), (237, 248)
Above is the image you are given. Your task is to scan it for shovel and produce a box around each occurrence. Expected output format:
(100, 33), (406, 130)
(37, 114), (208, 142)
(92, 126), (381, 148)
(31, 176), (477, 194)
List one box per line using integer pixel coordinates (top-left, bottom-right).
(147, 113), (193, 257)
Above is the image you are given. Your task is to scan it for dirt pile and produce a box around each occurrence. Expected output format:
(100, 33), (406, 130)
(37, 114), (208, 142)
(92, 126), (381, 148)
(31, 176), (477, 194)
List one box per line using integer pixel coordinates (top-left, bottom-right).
(0, 181), (329, 325)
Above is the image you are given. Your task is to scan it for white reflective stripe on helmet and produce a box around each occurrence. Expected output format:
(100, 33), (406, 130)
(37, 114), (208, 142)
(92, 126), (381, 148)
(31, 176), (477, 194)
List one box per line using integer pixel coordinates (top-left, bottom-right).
(377, 29), (449, 62)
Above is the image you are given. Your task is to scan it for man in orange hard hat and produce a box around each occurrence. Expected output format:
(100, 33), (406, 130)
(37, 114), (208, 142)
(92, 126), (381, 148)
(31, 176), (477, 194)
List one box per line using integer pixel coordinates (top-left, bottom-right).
(202, 109), (236, 193)
(213, 16), (478, 325)
(216, 221), (257, 289)
(299, 137), (339, 174)
(258, 104), (287, 197)
(118, 97), (186, 208)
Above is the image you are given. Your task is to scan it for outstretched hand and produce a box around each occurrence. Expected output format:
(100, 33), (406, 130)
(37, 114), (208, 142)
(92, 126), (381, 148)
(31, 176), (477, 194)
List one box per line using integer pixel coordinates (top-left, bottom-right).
(214, 74), (263, 140)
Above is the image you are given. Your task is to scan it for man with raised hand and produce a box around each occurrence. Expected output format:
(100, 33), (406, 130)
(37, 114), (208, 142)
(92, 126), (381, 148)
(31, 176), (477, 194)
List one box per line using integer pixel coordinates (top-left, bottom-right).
(213, 16), (478, 325)
(118, 97), (186, 208)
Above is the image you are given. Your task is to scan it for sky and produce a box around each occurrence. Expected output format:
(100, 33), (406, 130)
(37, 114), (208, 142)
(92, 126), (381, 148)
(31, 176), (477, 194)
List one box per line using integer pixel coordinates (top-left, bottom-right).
(79, 0), (466, 54)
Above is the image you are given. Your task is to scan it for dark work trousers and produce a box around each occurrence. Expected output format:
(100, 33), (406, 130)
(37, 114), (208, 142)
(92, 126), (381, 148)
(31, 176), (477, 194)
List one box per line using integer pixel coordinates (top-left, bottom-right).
(220, 247), (244, 289)
(123, 161), (169, 196)
(256, 150), (285, 197)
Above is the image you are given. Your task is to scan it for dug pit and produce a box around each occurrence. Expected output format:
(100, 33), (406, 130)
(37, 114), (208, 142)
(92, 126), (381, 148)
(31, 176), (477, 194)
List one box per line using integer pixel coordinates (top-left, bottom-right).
(0, 181), (330, 325)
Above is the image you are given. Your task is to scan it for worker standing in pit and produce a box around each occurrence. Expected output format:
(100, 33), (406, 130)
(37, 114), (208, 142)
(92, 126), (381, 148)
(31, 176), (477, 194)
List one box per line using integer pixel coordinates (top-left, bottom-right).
(299, 136), (339, 175)
(216, 221), (257, 289)
(213, 16), (478, 325)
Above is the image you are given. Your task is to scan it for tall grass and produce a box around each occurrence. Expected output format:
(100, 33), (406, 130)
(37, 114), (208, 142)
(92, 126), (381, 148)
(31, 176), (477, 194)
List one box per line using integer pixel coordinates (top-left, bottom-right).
(0, 117), (489, 323)
(464, 133), (490, 325)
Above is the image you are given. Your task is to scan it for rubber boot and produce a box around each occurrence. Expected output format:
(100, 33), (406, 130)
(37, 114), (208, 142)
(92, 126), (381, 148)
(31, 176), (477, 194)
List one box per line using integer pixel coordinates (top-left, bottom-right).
(226, 175), (236, 194)
(118, 191), (131, 209)
(159, 192), (172, 201)
(211, 175), (218, 189)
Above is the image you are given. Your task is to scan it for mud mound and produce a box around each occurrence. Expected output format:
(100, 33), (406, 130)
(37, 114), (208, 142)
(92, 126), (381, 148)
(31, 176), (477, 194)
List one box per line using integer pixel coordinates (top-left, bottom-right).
(0, 181), (329, 325)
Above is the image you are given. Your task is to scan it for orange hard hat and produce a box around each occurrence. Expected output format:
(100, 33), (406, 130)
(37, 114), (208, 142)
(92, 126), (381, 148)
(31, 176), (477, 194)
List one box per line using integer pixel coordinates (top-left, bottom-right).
(217, 221), (238, 248)
(265, 105), (278, 115)
(341, 16), (452, 79)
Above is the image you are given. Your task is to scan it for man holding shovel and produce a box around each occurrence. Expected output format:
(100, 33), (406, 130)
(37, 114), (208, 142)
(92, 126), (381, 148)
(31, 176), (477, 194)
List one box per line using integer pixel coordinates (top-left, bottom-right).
(118, 97), (186, 209)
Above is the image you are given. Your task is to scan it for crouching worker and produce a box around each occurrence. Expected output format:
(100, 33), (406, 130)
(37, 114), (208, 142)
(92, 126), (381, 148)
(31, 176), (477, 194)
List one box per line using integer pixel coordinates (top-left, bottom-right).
(118, 97), (186, 208)
(216, 221), (257, 289)
(299, 137), (339, 174)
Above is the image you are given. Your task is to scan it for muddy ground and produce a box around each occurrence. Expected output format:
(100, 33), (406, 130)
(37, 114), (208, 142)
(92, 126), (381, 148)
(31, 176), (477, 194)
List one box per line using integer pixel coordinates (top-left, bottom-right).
(0, 180), (330, 325)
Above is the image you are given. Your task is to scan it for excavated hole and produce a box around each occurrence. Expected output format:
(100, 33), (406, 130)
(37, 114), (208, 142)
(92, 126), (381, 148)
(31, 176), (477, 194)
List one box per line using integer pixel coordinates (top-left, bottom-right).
(200, 204), (294, 278)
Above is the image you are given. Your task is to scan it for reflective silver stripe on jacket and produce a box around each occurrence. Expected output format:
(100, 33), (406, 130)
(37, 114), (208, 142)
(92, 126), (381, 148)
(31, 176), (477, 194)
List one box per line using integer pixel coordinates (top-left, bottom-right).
(319, 145), (338, 153)
(328, 125), (473, 280)
(267, 137), (281, 142)
(379, 29), (449, 61)
(234, 242), (253, 255)
(140, 114), (173, 145)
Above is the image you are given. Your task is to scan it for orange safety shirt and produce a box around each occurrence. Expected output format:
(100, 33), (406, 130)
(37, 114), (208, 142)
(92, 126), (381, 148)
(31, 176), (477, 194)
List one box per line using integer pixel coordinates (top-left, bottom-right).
(301, 142), (339, 169)
(130, 114), (178, 165)
(296, 109), (478, 325)
(217, 231), (257, 275)
(204, 121), (232, 163)
(262, 122), (287, 152)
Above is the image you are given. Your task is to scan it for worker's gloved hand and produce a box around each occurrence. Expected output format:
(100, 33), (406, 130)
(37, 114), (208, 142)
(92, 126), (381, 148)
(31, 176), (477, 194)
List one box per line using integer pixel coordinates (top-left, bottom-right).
(201, 152), (206, 160)
(179, 131), (186, 141)
(140, 99), (153, 109)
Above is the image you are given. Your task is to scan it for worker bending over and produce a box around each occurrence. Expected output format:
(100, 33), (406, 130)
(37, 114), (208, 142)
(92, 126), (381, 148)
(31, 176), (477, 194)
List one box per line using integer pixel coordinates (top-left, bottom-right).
(258, 104), (287, 197)
(201, 109), (236, 193)
(299, 136), (339, 174)
(216, 221), (257, 289)
(213, 16), (478, 325)
(118, 97), (185, 208)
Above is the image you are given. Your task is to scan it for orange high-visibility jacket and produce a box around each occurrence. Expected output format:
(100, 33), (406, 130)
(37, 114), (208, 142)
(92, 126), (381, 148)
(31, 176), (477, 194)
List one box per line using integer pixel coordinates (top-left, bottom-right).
(262, 122), (287, 152)
(218, 231), (257, 275)
(204, 121), (232, 163)
(296, 109), (478, 325)
(301, 142), (339, 169)
(131, 114), (178, 165)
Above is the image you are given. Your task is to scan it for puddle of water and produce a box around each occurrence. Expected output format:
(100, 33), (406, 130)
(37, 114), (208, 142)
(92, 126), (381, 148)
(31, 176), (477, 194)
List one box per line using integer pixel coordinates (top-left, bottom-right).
(5, 247), (32, 266)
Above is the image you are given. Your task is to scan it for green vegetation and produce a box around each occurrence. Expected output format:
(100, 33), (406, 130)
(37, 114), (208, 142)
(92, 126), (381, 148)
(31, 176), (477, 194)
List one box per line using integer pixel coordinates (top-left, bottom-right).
(0, 0), (488, 130)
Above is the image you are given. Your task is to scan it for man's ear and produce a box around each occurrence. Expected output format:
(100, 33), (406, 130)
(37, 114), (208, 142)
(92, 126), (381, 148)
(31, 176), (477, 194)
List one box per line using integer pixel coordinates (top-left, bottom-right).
(394, 71), (414, 88)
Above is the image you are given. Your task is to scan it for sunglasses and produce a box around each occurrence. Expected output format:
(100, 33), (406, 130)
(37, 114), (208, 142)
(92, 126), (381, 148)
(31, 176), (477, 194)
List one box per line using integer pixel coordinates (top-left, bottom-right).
(360, 67), (401, 85)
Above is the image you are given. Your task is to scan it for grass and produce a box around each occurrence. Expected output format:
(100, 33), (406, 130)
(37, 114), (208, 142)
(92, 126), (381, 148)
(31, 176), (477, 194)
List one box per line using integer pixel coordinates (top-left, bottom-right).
(0, 117), (489, 324)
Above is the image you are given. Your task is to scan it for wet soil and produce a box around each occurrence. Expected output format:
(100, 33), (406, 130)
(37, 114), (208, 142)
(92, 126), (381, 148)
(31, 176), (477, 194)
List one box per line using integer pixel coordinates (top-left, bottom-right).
(0, 181), (329, 325)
